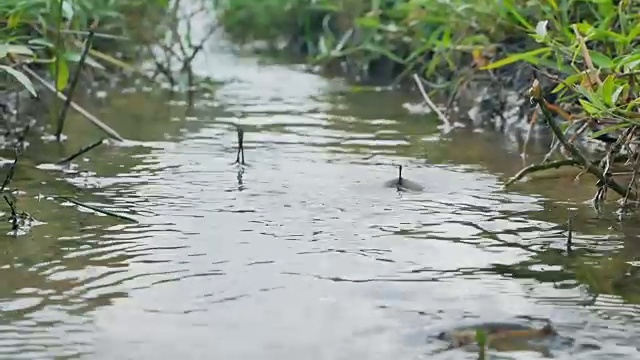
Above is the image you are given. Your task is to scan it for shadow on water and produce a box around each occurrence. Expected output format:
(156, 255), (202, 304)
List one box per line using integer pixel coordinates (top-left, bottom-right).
(0, 2), (639, 360)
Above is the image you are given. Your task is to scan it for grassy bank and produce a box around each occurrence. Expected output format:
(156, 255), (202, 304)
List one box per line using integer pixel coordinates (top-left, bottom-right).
(0, 0), (169, 120)
(218, 0), (640, 208)
(0, 0), (172, 233)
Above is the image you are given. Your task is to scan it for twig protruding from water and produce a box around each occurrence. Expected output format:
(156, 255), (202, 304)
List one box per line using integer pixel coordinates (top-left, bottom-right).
(3, 195), (18, 231)
(412, 73), (452, 132)
(566, 211), (573, 255)
(55, 29), (96, 141)
(56, 138), (105, 165)
(234, 126), (245, 165)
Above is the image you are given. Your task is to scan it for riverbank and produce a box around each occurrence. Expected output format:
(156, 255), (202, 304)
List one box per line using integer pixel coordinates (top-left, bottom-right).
(0, 0), (170, 136)
(0, 0), (174, 232)
(217, 0), (640, 209)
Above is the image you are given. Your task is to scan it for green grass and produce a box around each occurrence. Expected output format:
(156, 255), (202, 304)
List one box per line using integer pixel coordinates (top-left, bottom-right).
(0, 0), (169, 96)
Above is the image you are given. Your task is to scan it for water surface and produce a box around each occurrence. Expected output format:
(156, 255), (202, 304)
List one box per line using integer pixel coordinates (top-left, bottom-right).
(0, 5), (639, 360)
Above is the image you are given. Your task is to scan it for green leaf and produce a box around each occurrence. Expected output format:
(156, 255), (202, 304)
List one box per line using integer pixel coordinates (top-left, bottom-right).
(355, 16), (380, 29)
(28, 38), (55, 48)
(0, 65), (37, 97)
(589, 50), (614, 69)
(475, 329), (487, 346)
(552, 72), (583, 93)
(590, 122), (629, 139)
(600, 75), (616, 106)
(0, 44), (35, 57)
(50, 56), (70, 91)
(7, 12), (21, 29)
(611, 85), (625, 106)
(578, 99), (601, 115)
(480, 47), (552, 70)
(615, 52), (640, 72)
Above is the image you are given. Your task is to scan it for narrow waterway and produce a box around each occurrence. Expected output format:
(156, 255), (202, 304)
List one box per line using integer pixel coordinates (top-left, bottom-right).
(0, 4), (638, 360)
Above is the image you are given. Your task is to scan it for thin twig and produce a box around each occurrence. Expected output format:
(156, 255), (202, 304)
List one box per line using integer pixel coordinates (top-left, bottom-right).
(412, 73), (452, 132)
(234, 126), (245, 165)
(566, 211), (573, 255)
(3, 195), (18, 231)
(56, 138), (104, 165)
(55, 196), (138, 223)
(56, 30), (96, 141)
(505, 159), (579, 187)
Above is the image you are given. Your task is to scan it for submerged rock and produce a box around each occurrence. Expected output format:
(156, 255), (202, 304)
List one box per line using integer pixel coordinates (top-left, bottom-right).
(435, 321), (571, 356)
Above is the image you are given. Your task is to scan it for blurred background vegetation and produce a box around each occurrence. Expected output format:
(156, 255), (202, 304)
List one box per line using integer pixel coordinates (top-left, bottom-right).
(0, 0), (169, 97)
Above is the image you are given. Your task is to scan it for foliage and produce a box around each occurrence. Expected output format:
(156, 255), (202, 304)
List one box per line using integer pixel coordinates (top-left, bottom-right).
(219, 0), (640, 132)
(0, 0), (169, 96)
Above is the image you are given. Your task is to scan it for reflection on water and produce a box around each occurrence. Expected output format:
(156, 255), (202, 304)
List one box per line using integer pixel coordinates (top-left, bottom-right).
(0, 4), (639, 360)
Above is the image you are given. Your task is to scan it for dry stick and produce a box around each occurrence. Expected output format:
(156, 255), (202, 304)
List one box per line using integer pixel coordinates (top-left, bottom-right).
(21, 66), (125, 142)
(504, 159), (580, 187)
(55, 30), (96, 141)
(412, 73), (452, 132)
(55, 196), (137, 223)
(566, 213), (573, 255)
(531, 82), (634, 199)
(56, 138), (105, 165)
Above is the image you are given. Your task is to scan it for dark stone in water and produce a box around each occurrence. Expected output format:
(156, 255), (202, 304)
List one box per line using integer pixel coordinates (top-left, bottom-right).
(384, 165), (424, 192)
(436, 321), (562, 351)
